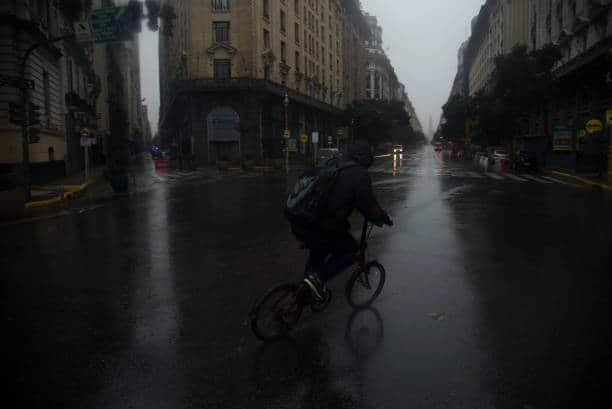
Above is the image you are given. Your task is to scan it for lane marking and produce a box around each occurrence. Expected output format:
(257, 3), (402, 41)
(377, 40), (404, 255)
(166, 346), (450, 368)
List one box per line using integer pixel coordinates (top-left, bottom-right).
(520, 174), (552, 184)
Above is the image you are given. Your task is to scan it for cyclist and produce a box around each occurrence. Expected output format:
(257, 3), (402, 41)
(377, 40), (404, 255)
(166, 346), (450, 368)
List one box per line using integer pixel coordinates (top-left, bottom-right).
(291, 140), (393, 302)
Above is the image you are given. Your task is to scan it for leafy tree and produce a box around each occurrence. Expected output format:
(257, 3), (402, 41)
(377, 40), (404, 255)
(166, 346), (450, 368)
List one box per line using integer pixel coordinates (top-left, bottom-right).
(344, 99), (417, 146)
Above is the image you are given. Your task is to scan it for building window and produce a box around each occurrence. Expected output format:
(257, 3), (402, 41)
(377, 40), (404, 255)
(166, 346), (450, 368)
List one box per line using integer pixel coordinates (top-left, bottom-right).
(212, 0), (230, 11)
(264, 29), (270, 48)
(281, 41), (287, 63)
(295, 51), (300, 72)
(214, 59), (231, 80)
(263, 0), (269, 18)
(295, 0), (299, 15)
(213, 21), (230, 42)
(280, 10), (286, 33)
(295, 23), (300, 43)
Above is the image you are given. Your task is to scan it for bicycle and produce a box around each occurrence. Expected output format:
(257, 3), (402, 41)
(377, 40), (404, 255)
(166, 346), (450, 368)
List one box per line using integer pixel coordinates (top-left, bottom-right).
(250, 217), (387, 341)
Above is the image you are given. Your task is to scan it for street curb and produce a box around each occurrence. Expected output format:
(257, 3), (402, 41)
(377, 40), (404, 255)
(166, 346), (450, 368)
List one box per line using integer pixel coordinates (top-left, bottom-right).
(545, 170), (611, 191)
(25, 180), (95, 209)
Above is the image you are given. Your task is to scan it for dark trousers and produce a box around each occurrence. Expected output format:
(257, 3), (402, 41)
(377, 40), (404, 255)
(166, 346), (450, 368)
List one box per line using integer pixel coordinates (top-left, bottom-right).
(292, 226), (359, 282)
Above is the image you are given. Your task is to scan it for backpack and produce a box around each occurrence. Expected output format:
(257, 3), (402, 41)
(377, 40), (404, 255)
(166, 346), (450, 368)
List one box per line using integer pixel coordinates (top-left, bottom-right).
(285, 158), (356, 226)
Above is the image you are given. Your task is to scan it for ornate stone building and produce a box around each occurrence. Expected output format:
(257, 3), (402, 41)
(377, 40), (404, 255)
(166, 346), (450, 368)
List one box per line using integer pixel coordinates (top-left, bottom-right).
(159, 0), (360, 164)
(0, 0), (98, 177)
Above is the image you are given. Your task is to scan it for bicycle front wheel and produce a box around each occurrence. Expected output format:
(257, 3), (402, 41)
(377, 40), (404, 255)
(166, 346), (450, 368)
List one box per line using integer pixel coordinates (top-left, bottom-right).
(251, 283), (302, 341)
(345, 261), (386, 308)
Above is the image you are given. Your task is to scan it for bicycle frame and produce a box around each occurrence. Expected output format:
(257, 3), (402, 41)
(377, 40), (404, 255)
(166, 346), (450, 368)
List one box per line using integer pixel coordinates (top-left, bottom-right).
(357, 218), (371, 267)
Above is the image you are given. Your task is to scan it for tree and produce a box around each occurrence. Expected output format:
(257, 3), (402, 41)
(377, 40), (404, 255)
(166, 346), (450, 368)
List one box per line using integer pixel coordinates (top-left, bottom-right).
(344, 99), (415, 147)
(441, 94), (469, 143)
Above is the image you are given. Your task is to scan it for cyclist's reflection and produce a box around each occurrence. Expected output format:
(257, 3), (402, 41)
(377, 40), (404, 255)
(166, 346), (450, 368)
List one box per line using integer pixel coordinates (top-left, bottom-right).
(344, 307), (385, 360)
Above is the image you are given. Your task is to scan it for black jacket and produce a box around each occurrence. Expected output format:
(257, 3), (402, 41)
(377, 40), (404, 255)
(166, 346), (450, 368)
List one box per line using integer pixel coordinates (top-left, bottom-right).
(317, 142), (387, 233)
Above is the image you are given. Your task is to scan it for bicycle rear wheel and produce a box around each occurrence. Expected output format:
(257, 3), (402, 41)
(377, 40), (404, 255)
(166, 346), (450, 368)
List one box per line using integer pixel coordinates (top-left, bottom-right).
(345, 261), (386, 308)
(251, 283), (303, 341)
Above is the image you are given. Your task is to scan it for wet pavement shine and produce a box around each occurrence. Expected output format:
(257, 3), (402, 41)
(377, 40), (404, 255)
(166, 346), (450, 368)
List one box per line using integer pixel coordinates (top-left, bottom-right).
(2, 146), (612, 409)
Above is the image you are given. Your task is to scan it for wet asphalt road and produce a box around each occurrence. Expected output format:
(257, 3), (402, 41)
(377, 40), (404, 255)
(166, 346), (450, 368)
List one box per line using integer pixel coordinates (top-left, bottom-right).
(2, 146), (612, 409)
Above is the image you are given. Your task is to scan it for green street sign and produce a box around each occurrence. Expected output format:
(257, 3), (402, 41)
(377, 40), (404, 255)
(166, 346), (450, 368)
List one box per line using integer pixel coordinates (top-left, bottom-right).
(90, 7), (131, 44)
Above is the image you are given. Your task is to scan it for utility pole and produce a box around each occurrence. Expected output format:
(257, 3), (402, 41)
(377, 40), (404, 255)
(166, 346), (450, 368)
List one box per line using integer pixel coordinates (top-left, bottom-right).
(283, 92), (290, 175)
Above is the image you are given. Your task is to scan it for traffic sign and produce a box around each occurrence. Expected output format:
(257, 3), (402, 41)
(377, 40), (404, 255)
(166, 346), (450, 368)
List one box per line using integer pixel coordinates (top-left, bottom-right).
(311, 132), (319, 144)
(74, 21), (93, 43)
(90, 6), (131, 44)
(300, 133), (308, 143)
(283, 129), (291, 139)
(287, 139), (298, 152)
(585, 119), (603, 134)
(80, 127), (91, 138)
(336, 128), (344, 137)
(606, 110), (612, 125)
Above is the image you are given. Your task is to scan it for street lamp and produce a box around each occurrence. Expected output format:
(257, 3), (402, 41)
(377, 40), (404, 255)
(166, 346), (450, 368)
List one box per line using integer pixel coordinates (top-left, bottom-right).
(283, 92), (289, 175)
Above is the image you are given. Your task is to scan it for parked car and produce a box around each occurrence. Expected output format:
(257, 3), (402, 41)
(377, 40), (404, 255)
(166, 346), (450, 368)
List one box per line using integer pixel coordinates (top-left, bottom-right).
(393, 145), (403, 154)
(473, 152), (487, 167)
(514, 151), (538, 171)
(318, 148), (339, 163)
(491, 150), (510, 162)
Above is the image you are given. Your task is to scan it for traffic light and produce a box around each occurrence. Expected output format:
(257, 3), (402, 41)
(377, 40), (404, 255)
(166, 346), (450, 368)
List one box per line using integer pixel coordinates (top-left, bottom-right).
(8, 102), (25, 125)
(28, 103), (42, 126)
(28, 127), (41, 144)
(145, 0), (161, 31)
(160, 4), (176, 37)
(126, 0), (144, 33)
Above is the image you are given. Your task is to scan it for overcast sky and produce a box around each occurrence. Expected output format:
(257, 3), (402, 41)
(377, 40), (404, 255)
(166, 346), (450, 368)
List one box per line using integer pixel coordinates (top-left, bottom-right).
(138, 0), (485, 135)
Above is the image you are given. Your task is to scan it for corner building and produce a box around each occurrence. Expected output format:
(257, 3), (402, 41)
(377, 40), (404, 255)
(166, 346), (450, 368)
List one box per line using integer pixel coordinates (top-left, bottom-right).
(159, 0), (352, 164)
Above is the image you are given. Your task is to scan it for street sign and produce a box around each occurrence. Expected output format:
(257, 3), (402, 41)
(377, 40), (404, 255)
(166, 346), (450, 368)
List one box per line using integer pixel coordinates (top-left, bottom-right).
(553, 125), (574, 151)
(336, 128), (345, 137)
(283, 129), (291, 139)
(74, 21), (93, 43)
(585, 119), (603, 134)
(311, 132), (319, 144)
(300, 133), (308, 143)
(287, 139), (298, 152)
(80, 127), (90, 138)
(90, 6), (131, 44)
(607, 110), (612, 125)
(578, 129), (587, 138)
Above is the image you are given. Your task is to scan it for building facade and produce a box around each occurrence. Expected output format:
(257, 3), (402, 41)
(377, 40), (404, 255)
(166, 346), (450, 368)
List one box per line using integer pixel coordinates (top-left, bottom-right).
(466, 0), (530, 95)
(363, 14), (398, 101)
(0, 0), (98, 179)
(527, 0), (612, 174)
(159, 0), (353, 164)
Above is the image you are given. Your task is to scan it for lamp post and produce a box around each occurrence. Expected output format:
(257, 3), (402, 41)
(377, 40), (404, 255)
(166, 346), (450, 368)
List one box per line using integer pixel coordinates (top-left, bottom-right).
(283, 92), (290, 175)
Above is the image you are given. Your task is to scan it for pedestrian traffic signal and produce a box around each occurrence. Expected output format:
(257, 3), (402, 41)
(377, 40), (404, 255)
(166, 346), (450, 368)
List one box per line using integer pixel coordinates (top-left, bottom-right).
(28, 127), (41, 144)
(145, 0), (161, 31)
(160, 4), (176, 37)
(28, 103), (42, 126)
(126, 0), (144, 33)
(8, 102), (25, 125)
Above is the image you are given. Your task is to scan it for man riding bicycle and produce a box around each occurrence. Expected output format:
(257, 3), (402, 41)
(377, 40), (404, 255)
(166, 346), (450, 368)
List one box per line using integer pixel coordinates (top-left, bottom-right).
(291, 140), (393, 302)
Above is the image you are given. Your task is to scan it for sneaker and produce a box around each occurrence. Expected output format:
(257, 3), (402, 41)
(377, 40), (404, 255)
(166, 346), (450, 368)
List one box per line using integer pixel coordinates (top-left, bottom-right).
(303, 275), (326, 302)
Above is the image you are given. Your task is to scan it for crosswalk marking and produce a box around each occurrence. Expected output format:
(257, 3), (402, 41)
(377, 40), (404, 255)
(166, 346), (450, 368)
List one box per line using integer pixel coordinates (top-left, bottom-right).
(503, 173), (527, 182)
(540, 175), (574, 185)
(485, 172), (504, 180)
(520, 174), (553, 184)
